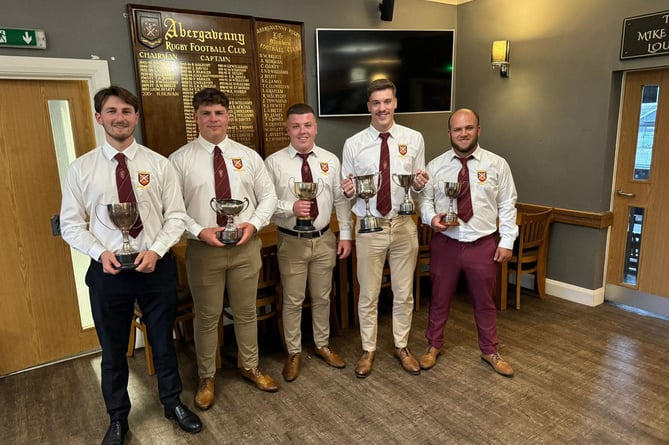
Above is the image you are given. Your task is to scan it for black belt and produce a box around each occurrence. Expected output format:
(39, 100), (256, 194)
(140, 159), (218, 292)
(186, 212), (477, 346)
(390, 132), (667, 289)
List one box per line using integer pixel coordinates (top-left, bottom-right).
(278, 224), (330, 239)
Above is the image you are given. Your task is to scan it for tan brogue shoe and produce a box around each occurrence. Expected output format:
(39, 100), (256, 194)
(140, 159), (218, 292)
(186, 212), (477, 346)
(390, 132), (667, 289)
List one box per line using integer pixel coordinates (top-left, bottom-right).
(481, 352), (514, 377)
(314, 346), (346, 368)
(395, 347), (420, 375)
(419, 345), (442, 370)
(194, 377), (214, 410)
(354, 351), (375, 378)
(241, 367), (279, 392)
(282, 353), (301, 382)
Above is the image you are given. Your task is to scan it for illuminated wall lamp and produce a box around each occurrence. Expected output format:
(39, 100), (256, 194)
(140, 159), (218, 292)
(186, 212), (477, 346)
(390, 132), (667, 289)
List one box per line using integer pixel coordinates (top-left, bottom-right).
(491, 40), (510, 78)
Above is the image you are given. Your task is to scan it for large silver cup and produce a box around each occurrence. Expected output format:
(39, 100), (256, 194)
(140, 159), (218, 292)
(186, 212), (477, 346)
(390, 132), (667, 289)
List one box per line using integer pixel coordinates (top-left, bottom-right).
(210, 197), (250, 245)
(392, 173), (416, 215)
(106, 203), (141, 270)
(288, 177), (323, 231)
(443, 181), (464, 226)
(354, 173), (383, 233)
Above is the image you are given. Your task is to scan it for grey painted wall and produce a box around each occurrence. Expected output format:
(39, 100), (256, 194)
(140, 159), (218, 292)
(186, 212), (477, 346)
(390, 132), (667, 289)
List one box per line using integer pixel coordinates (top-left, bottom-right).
(2, 0), (668, 291)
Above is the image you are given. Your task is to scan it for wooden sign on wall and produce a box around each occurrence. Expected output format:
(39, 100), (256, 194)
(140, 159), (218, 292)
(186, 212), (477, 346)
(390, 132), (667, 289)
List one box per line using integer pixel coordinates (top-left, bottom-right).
(127, 4), (306, 158)
(620, 10), (669, 60)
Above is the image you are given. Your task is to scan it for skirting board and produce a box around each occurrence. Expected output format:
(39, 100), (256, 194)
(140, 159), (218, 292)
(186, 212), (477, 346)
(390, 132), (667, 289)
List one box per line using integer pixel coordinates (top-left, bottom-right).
(545, 279), (605, 307)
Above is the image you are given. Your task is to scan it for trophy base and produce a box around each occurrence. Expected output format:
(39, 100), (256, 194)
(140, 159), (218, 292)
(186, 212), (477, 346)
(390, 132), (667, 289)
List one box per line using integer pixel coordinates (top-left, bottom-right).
(116, 252), (138, 270)
(441, 217), (460, 226)
(398, 203), (415, 215)
(398, 209), (416, 215)
(294, 219), (316, 232)
(359, 217), (383, 234)
(217, 229), (241, 245)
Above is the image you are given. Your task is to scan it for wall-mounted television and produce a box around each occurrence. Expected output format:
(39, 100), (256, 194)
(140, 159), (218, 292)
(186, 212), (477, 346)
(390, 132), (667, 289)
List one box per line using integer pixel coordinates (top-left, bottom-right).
(316, 28), (454, 117)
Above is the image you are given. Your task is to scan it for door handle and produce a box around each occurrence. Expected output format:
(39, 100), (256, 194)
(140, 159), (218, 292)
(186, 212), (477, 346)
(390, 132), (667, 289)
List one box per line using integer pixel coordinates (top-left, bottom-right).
(616, 189), (635, 197)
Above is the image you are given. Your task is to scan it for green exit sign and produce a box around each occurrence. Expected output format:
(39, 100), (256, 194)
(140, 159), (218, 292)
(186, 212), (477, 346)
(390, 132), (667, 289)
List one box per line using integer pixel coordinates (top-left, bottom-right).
(0, 28), (47, 49)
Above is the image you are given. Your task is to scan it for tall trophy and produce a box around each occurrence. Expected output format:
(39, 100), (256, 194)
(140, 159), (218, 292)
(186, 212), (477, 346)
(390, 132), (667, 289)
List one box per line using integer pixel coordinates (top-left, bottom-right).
(442, 181), (464, 226)
(98, 202), (142, 270)
(391, 173), (416, 215)
(354, 173), (383, 233)
(288, 177), (323, 231)
(210, 197), (250, 245)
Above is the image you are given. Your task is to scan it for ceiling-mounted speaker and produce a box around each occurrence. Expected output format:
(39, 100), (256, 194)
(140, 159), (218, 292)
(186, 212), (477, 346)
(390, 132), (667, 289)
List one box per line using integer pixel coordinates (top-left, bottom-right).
(380, 0), (395, 21)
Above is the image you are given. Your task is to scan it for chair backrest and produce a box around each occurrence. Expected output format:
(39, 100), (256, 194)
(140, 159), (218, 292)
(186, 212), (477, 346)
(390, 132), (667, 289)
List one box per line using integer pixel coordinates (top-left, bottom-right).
(417, 219), (433, 254)
(258, 245), (280, 289)
(517, 209), (552, 252)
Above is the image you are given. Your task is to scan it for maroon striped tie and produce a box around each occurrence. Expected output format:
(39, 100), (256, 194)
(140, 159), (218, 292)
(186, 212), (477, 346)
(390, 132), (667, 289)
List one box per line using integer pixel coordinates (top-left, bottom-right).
(115, 153), (143, 238)
(457, 156), (473, 222)
(214, 146), (231, 226)
(376, 132), (392, 216)
(298, 152), (319, 219)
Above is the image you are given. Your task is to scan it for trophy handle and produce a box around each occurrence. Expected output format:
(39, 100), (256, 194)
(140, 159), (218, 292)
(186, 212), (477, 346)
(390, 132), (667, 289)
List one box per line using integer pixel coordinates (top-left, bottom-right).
(315, 178), (325, 198)
(209, 197), (218, 213)
(241, 197), (250, 213)
(95, 203), (116, 232)
(288, 177), (298, 199)
(391, 173), (402, 188)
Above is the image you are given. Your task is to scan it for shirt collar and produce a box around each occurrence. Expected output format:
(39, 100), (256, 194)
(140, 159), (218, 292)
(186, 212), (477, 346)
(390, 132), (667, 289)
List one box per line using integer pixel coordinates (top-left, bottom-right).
(102, 140), (138, 161)
(198, 134), (228, 154)
(450, 144), (481, 162)
(368, 123), (396, 140)
(289, 144), (318, 160)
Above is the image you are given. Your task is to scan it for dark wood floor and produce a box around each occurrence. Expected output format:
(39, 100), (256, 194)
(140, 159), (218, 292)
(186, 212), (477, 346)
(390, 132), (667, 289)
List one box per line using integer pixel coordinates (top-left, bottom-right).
(2, 288), (668, 444)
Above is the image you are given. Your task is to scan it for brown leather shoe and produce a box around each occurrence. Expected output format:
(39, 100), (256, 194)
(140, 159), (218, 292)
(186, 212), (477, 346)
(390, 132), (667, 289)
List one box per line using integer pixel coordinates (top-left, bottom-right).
(282, 353), (301, 382)
(395, 347), (420, 375)
(194, 377), (214, 410)
(314, 346), (346, 368)
(481, 352), (514, 377)
(354, 351), (375, 378)
(241, 367), (279, 392)
(419, 345), (441, 370)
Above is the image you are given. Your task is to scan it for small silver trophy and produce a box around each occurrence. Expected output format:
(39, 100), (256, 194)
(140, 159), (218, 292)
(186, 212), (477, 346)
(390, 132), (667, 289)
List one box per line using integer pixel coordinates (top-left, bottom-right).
(288, 177), (323, 231)
(354, 173), (383, 233)
(442, 182), (464, 226)
(210, 197), (250, 245)
(391, 173), (416, 215)
(103, 202), (141, 270)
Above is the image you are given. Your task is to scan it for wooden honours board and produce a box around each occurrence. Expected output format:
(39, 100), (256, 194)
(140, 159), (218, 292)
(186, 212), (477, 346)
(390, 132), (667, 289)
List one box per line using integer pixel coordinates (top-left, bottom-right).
(128, 4), (306, 158)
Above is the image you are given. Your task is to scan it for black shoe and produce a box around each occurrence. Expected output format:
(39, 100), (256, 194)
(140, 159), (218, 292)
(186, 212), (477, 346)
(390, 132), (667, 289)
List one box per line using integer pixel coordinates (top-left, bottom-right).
(164, 403), (202, 433)
(101, 420), (128, 445)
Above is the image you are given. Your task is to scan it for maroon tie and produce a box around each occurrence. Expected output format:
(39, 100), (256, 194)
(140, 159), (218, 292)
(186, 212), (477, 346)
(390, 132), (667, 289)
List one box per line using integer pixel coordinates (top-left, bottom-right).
(115, 153), (143, 238)
(457, 156), (473, 222)
(298, 152), (319, 219)
(214, 146), (232, 226)
(376, 132), (392, 216)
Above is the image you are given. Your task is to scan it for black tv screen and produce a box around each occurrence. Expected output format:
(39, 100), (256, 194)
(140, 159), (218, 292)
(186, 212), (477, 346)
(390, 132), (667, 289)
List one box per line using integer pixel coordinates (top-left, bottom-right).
(316, 28), (454, 117)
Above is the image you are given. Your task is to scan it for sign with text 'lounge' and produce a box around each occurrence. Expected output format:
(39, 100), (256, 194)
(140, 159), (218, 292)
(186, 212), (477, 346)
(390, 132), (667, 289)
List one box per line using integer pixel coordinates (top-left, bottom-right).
(0, 28), (46, 49)
(620, 10), (669, 60)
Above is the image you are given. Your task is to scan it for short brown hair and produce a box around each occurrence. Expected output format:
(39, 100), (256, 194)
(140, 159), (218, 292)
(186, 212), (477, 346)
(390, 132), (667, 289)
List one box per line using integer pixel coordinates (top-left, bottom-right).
(192, 88), (229, 111)
(367, 78), (396, 100)
(94, 86), (139, 113)
(286, 103), (315, 119)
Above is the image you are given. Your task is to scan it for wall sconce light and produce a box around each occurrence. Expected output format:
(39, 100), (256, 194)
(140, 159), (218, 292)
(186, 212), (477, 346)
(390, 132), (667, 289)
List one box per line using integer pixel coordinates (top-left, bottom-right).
(491, 40), (510, 78)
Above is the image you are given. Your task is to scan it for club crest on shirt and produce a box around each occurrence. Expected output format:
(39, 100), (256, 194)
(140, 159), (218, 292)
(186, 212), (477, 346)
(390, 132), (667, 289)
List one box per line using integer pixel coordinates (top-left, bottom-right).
(232, 158), (243, 170)
(398, 144), (408, 156)
(138, 171), (151, 187)
(477, 170), (487, 183)
(320, 162), (329, 174)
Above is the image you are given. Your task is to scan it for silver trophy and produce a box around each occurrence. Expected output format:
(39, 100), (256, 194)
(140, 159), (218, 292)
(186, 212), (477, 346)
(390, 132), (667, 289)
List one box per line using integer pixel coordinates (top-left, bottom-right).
(288, 177), (323, 231)
(210, 197), (250, 245)
(354, 173), (383, 233)
(392, 173), (417, 215)
(443, 181), (464, 226)
(98, 202), (141, 270)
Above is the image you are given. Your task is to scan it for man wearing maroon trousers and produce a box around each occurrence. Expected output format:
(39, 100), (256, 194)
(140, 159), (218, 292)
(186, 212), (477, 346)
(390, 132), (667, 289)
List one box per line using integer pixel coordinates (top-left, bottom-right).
(418, 108), (518, 376)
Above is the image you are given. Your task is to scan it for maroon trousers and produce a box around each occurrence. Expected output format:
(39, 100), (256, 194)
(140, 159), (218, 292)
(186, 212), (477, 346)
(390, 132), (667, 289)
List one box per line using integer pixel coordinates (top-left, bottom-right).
(426, 233), (499, 354)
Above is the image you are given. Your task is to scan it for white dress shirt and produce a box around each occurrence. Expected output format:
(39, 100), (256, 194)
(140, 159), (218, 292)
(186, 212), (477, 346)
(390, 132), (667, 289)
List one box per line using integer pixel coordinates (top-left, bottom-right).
(419, 145), (518, 249)
(342, 123), (426, 219)
(169, 135), (277, 238)
(265, 144), (353, 240)
(60, 141), (187, 261)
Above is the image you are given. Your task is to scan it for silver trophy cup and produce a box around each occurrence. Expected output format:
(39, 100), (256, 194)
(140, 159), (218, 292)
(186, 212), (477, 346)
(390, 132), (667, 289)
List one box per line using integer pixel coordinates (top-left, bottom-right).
(354, 173), (383, 233)
(288, 177), (323, 231)
(106, 202), (141, 270)
(443, 181), (464, 226)
(391, 173), (417, 215)
(210, 197), (250, 245)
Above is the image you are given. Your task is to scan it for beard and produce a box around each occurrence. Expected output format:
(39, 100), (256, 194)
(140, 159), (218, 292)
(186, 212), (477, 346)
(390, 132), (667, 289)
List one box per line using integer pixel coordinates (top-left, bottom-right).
(451, 134), (478, 155)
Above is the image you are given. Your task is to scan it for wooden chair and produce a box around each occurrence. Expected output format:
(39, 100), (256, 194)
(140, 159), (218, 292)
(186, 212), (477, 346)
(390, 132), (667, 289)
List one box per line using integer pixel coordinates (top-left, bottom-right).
(500, 208), (552, 309)
(216, 245), (282, 368)
(413, 219), (433, 312)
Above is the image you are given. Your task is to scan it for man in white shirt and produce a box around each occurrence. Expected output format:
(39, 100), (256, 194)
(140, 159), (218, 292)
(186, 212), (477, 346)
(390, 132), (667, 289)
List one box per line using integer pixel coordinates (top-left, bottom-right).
(170, 88), (279, 410)
(418, 108), (518, 377)
(341, 79), (429, 378)
(60, 86), (201, 445)
(265, 103), (353, 382)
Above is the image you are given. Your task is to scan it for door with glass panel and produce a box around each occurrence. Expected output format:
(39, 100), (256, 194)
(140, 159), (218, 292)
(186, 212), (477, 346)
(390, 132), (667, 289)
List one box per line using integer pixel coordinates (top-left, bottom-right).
(607, 68), (669, 308)
(0, 79), (99, 375)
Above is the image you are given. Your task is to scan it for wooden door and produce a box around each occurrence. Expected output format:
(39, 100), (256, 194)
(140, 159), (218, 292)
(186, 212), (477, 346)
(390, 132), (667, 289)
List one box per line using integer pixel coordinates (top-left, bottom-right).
(0, 79), (99, 375)
(607, 68), (669, 301)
